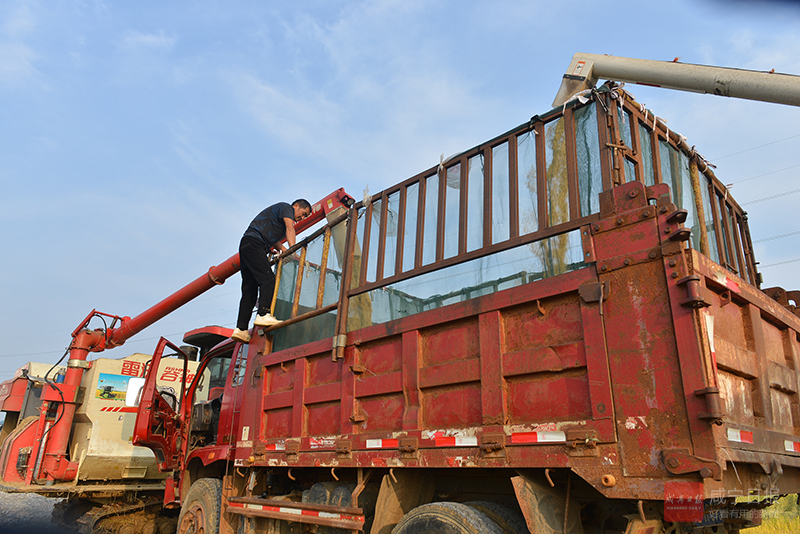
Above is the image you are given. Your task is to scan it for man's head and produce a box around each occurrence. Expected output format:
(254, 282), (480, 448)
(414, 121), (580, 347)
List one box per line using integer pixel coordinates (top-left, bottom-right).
(292, 199), (312, 222)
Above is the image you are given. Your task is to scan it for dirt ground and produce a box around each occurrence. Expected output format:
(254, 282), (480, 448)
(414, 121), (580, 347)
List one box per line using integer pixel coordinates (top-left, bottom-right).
(0, 491), (72, 534)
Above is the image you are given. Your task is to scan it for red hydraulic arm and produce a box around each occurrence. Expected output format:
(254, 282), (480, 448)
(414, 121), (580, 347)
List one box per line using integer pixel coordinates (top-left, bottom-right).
(25, 188), (354, 485)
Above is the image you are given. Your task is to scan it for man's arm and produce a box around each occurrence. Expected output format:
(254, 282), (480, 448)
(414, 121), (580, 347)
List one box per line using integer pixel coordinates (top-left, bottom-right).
(283, 217), (297, 249)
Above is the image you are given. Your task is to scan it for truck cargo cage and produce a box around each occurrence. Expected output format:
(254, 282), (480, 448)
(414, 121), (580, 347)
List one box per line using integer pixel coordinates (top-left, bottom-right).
(265, 84), (761, 362)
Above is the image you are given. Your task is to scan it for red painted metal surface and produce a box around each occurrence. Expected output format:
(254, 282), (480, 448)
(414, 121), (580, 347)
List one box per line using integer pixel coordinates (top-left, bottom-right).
(132, 338), (188, 472)
(0, 376), (29, 412)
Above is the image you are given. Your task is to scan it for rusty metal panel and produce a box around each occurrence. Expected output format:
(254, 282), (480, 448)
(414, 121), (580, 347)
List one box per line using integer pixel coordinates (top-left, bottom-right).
(762, 317), (789, 365)
(306, 400), (341, 437)
(692, 250), (800, 468)
(503, 295), (594, 425)
(401, 330), (422, 430)
(305, 353), (343, 437)
(479, 311), (505, 426)
(306, 351), (343, 386)
(417, 317), (483, 429)
(421, 318), (480, 367)
(605, 260), (695, 477)
(357, 393), (404, 433)
(503, 294), (583, 353)
(352, 335), (404, 434)
(717, 371), (756, 426)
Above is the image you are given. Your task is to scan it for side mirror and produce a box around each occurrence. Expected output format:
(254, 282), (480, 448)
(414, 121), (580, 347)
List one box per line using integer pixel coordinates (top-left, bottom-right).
(125, 377), (146, 407)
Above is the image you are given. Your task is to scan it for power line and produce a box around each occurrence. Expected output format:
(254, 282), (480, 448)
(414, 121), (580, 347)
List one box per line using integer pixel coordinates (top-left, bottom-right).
(0, 291), (240, 348)
(730, 163), (800, 186)
(753, 231), (800, 244)
(0, 350), (69, 359)
(742, 188), (800, 206)
(760, 258), (800, 269)
(0, 309), (237, 360)
(712, 133), (800, 162)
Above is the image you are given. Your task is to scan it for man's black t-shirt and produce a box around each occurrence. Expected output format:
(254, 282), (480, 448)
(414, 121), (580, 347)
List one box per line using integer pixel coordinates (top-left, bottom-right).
(243, 202), (294, 248)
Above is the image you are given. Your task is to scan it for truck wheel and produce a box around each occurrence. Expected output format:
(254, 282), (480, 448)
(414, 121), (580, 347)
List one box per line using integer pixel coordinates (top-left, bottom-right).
(178, 478), (222, 534)
(393, 502), (505, 534)
(465, 502), (530, 534)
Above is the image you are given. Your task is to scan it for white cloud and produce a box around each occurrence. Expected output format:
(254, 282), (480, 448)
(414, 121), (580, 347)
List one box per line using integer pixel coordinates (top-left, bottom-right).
(167, 119), (240, 199)
(0, 0), (40, 86)
(723, 30), (800, 74)
(229, 62), (497, 194)
(119, 30), (177, 52)
(234, 73), (342, 147)
(226, 2), (510, 192)
(0, 41), (38, 85)
(1, 0), (38, 38)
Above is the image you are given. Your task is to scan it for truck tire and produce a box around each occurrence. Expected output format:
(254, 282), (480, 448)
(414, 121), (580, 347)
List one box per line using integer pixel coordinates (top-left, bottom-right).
(177, 478), (222, 534)
(307, 481), (339, 504)
(464, 502), (530, 534)
(393, 502), (504, 534)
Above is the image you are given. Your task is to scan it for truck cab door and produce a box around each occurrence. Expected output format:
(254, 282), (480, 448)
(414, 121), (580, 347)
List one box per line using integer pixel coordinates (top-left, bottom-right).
(132, 338), (190, 472)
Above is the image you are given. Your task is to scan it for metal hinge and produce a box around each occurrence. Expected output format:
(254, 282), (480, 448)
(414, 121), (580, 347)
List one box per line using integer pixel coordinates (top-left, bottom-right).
(579, 281), (611, 303)
(399, 437), (418, 459)
(335, 440), (352, 456)
(350, 411), (366, 423)
(662, 448), (722, 480)
(676, 275), (713, 309)
(480, 434), (505, 455)
(285, 441), (300, 457)
(694, 387), (724, 425)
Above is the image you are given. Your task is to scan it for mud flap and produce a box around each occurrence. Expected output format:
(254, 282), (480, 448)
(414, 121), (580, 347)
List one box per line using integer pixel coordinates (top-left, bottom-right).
(512, 471), (583, 534)
(369, 469), (435, 534)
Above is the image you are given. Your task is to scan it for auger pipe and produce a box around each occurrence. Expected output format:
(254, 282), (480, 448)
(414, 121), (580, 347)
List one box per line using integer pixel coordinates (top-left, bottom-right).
(553, 53), (800, 108)
(105, 254), (241, 348)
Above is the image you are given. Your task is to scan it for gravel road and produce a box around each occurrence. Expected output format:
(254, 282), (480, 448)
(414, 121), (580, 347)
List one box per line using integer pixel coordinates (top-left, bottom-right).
(0, 492), (72, 534)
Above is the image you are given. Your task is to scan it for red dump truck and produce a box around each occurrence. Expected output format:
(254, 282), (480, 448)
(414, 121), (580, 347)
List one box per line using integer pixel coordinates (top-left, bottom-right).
(127, 55), (800, 534)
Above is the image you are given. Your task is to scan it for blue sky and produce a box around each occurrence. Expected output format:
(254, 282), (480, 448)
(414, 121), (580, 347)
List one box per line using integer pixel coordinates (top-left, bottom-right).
(2, 0), (799, 378)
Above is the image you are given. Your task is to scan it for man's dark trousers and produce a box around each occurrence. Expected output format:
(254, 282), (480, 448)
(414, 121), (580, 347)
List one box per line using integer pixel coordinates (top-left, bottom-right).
(237, 236), (276, 330)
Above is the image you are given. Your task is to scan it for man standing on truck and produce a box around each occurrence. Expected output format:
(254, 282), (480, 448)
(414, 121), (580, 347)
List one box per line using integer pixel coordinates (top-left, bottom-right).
(232, 199), (312, 344)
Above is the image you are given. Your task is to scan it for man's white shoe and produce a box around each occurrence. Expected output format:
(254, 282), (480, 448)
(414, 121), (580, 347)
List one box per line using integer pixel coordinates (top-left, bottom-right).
(254, 313), (282, 327)
(231, 328), (251, 344)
